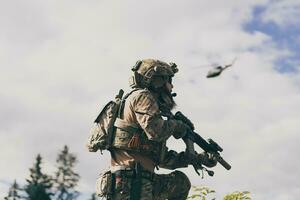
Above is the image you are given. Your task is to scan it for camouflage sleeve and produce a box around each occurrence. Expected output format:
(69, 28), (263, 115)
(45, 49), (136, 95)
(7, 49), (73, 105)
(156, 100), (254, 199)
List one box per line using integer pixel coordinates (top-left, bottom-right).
(158, 149), (189, 169)
(133, 90), (185, 142)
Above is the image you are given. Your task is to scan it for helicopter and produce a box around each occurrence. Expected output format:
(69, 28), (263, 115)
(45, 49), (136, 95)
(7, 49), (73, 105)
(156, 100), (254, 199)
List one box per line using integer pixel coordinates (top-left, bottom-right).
(206, 57), (237, 78)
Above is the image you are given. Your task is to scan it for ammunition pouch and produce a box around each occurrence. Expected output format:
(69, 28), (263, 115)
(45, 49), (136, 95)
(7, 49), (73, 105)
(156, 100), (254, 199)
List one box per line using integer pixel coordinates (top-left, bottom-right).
(95, 170), (114, 198)
(112, 118), (162, 162)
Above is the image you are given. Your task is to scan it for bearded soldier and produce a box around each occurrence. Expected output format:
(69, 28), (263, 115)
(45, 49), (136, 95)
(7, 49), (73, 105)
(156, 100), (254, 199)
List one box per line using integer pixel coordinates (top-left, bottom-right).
(98, 59), (217, 200)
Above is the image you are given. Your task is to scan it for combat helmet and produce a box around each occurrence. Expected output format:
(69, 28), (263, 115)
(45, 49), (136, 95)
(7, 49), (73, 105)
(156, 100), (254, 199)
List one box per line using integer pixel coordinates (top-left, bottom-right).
(129, 59), (178, 89)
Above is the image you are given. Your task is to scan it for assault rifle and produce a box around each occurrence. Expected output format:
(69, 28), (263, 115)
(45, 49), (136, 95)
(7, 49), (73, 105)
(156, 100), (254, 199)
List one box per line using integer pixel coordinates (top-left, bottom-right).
(174, 111), (231, 176)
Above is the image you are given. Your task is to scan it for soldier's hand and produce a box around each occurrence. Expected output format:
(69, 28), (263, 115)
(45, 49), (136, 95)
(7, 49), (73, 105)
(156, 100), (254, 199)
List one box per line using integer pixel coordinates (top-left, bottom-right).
(172, 120), (191, 139)
(197, 152), (217, 168)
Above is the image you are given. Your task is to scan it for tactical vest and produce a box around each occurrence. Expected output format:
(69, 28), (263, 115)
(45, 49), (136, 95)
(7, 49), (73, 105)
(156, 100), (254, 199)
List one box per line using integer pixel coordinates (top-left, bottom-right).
(111, 89), (163, 163)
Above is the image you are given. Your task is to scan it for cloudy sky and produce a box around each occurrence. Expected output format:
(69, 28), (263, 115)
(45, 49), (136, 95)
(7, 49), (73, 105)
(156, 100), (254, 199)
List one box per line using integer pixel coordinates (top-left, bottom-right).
(1, 0), (300, 199)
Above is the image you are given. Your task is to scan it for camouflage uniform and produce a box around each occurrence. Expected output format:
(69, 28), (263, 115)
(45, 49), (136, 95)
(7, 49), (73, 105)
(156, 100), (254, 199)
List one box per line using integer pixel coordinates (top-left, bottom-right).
(106, 59), (214, 200)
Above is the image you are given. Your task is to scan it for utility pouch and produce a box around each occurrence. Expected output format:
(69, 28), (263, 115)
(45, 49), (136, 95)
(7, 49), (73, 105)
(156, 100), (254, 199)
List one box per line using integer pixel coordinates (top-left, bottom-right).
(95, 170), (113, 198)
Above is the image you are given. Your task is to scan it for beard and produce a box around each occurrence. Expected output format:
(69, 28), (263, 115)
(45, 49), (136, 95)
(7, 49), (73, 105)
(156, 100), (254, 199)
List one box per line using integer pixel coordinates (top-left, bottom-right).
(149, 82), (176, 112)
(157, 87), (177, 111)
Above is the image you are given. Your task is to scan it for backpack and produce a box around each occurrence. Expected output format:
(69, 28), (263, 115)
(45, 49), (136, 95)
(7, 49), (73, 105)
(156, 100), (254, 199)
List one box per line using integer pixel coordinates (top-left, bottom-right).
(86, 89), (124, 152)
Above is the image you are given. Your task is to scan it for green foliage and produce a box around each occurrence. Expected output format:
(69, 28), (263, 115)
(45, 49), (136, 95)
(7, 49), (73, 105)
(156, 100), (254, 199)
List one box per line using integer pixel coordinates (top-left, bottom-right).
(187, 186), (216, 200)
(53, 145), (80, 200)
(187, 186), (251, 200)
(5, 147), (85, 200)
(24, 154), (53, 200)
(4, 180), (22, 200)
(223, 191), (251, 200)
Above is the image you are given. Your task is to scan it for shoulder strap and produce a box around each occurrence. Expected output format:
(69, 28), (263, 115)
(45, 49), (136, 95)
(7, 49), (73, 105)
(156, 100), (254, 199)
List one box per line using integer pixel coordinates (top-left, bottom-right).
(118, 88), (140, 118)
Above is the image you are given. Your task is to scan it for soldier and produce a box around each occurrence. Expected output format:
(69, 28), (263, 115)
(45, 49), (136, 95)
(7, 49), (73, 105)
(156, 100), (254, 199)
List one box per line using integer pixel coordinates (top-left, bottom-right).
(99, 59), (217, 200)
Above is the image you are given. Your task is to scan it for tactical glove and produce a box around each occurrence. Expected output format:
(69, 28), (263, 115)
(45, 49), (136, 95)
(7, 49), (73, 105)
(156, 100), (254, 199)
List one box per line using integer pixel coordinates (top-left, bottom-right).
(172, 120), (191, 139)
(197, 152), (217, 168)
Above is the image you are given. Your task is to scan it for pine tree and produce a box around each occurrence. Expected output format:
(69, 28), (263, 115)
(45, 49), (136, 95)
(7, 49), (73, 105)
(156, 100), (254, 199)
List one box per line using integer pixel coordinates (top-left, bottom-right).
(53, 145), (80, 200)
(24, 154), (53, 200)
(4, 180), (22, 200)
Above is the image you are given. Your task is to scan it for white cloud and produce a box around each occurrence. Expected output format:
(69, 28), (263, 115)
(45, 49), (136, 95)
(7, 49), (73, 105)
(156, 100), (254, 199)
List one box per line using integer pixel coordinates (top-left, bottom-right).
(261, 0), (300, 27)
(1, 0), (300, 199)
